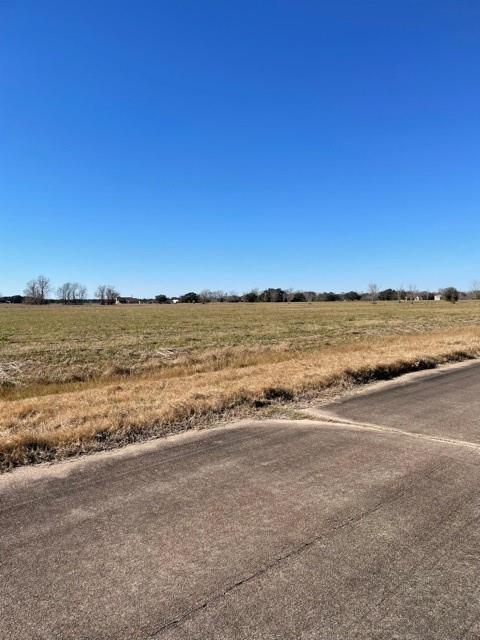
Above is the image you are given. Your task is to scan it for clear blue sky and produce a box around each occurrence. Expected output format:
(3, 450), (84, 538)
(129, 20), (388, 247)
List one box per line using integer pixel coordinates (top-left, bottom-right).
(1, 1), (479, 296)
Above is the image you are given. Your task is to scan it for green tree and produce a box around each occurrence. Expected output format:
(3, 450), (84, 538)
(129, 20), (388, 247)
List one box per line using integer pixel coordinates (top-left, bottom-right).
(442, 287), (459, 303)
(378, 288), (396, 301)
(260, 288), (286, 302)
(291, 292), (306, 302)
(343, 291), (361, 301)
(179, 292), (199, 303)
(242, 290), (259, 302)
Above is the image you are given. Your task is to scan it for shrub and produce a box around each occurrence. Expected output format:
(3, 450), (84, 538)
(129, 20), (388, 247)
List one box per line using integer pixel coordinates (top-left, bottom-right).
(442, 287), (459, 303)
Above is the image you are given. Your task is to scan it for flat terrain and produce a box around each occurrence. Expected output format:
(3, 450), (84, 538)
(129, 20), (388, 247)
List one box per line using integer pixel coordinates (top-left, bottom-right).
(2, 301), (480, 389)
(2, 361), (480, 639)
(2, 301), (480, 468)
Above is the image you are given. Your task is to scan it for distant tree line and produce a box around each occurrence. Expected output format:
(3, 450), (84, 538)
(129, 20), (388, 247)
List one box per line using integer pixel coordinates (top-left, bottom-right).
(0, 278), (473, 305)
(153, 286), (467, 304)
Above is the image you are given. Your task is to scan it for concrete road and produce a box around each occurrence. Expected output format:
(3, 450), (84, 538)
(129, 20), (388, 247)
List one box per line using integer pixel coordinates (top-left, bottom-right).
(2, 362), (480, 639)
(320, 359), (480, 444)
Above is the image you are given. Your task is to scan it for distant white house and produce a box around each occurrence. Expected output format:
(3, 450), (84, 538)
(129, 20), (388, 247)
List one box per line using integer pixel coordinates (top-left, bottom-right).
(434, 294), (442, 301)
(171, 298), (179, 304)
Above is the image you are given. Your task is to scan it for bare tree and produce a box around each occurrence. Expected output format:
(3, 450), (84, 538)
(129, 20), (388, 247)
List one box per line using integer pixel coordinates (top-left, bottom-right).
(58, 282), (88, 304)
(24, 275), (51, 304)
(104, 285), (119, 305)
(198, 290), (230, 303)
(226, 290), (240, 302)
(368, 283), (379, 303)
(57, 282), (71, 303)
(77, 284), (88, 303)
(95, 285), (107, 305)
(216, 290), (228, 302)
(407, 283), (419, 303)
(211, 290), (227, 302)
(199, 289), (212, 304)
(70, 282), (86, 304)
(24, 280), (39, 303)
(36, 275), (50, 301)
(95, 285), (118, 305)
(471, 281), (480, 300)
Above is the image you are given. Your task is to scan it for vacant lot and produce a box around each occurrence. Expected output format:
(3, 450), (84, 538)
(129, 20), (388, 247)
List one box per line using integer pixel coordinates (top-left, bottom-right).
(1, 301), (480, 469)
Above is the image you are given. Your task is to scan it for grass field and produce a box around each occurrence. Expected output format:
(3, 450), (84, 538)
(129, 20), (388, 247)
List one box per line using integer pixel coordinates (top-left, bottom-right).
(2, 301), (480, 470)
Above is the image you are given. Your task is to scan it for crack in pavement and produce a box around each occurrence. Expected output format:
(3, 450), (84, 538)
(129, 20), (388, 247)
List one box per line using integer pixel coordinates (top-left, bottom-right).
(145, 411), (480, 637)
(147, 461), (449, 638)
(345, 507), (480, 638)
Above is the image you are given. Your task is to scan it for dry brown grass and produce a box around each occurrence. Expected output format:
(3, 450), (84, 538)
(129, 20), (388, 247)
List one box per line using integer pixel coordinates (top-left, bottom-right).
(1, 302), (480, 470)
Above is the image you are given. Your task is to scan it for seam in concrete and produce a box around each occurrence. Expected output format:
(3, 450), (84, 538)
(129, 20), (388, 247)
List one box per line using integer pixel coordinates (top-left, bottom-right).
(299, 409), (480, 454)
(147, 462), (448, 638)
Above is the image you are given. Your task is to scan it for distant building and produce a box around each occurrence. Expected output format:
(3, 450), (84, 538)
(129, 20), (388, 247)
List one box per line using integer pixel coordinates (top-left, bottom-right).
(171, 298), (179, 304)
(434, 294), (442, 301)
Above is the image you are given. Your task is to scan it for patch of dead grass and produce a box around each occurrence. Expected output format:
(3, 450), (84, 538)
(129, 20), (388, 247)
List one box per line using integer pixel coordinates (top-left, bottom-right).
(1, 324), (480, 470)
